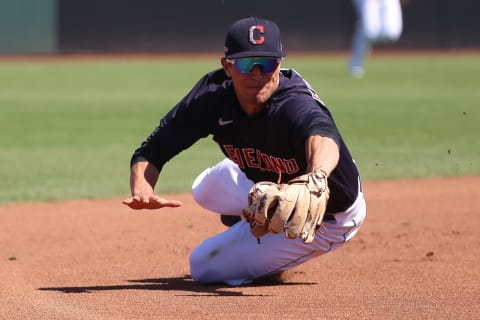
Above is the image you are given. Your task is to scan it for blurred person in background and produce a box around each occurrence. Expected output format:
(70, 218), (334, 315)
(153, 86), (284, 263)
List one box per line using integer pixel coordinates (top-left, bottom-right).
(349, 0), (410, 78)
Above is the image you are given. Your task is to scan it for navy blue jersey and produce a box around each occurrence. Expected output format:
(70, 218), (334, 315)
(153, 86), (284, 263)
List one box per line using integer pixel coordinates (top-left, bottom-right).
(131, 68), (360, 213)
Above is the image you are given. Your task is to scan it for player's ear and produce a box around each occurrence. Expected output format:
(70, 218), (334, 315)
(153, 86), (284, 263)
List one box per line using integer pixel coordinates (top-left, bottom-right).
(221, 58), (232, 77)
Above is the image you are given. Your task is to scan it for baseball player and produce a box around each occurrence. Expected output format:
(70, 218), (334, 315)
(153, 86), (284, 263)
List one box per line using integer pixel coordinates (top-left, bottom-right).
(123, 17), (366, 286)
(349, 0), (406, 78)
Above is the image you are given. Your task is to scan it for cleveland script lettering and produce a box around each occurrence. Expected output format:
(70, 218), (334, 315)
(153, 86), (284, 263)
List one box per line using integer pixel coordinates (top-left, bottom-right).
(223, 145), (299, 174)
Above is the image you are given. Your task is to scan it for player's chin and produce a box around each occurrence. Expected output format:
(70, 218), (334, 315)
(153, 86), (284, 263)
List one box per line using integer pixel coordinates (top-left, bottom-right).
(255, 92), (273, 104)
(243, 86), (273, 104)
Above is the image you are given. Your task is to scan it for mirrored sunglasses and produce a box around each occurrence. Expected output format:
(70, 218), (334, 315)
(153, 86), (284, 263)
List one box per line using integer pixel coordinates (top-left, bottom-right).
(226, 57), (282, 74)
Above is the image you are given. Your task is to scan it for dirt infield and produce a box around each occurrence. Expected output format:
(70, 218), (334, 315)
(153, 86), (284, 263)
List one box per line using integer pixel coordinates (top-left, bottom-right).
(1, 176), (479, 320)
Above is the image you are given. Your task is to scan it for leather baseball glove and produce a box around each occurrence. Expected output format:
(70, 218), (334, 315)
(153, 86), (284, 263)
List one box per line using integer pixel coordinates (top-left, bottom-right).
(242, 172), (330, 243)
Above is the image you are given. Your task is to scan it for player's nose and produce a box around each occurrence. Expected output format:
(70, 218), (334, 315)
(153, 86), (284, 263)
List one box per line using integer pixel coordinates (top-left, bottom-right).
(250, 65), (263, 78)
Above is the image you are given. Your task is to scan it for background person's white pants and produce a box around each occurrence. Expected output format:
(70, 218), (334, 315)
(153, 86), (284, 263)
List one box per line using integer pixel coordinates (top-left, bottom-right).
(190, 158), (366, 286)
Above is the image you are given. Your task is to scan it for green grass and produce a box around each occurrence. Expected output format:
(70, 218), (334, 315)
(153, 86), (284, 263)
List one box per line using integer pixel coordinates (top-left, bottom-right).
(284, 54), (479, 179)
(0, 54), (478, 204)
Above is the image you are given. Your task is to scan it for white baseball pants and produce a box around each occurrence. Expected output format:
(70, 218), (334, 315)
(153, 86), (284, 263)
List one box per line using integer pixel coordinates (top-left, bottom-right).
(189, 158), (366, 286)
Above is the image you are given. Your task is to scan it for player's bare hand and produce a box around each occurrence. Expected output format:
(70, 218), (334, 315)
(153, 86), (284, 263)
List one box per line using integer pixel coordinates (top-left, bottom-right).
(122, 194), (182, 210)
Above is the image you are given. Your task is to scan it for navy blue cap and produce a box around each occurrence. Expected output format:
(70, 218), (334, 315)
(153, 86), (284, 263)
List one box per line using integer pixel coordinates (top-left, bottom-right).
(224, 17), (285, 59)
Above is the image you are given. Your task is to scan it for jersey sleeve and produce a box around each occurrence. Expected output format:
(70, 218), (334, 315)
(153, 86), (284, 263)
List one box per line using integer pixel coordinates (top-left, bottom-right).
(130, 69), (227, 171)
(277, 95), (342, 148)
(304, 109), (342, 147)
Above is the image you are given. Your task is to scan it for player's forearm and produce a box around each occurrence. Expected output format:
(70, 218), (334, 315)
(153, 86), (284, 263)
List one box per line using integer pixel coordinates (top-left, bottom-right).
(305, 135), (339, 177)
(129, 161), (160, 195)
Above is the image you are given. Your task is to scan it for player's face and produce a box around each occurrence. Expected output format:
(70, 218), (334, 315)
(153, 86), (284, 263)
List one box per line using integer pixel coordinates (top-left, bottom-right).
(222, 57), (281, 115)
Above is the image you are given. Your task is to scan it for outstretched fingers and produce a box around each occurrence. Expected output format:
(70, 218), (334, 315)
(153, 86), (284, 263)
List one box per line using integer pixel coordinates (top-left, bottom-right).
(122, 195), (182, 210)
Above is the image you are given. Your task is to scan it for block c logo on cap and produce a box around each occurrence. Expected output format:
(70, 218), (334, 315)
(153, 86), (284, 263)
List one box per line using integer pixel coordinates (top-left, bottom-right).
(249, 25), (265, 45)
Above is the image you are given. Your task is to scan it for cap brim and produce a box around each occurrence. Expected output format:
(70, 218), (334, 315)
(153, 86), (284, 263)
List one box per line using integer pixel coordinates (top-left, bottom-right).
(225, 51), (286, 59)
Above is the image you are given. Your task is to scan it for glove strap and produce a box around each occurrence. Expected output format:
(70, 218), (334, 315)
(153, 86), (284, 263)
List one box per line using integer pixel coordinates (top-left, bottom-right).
(312, 168), (328, 178)
(310, 170), (328, 190)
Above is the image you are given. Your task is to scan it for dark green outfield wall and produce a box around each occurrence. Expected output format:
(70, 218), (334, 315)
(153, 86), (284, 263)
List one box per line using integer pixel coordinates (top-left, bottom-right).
(1, 0), (479, 54)
(0, 0), (57, 54)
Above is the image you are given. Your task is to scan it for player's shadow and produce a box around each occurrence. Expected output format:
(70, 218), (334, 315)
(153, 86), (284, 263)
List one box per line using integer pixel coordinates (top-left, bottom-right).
(38, 275), (315, 296)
